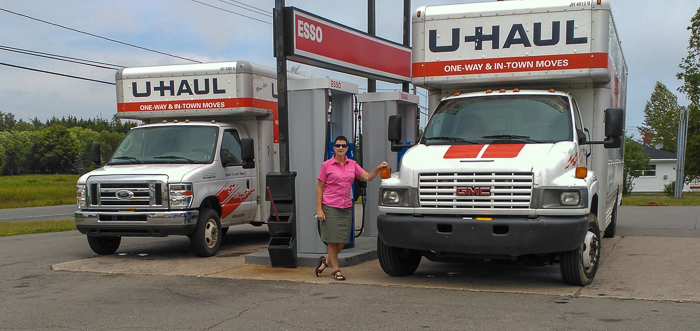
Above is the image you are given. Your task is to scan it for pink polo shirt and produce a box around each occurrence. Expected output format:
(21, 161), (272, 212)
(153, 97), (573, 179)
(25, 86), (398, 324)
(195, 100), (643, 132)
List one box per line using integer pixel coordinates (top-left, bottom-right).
(317, 156), (364, 209)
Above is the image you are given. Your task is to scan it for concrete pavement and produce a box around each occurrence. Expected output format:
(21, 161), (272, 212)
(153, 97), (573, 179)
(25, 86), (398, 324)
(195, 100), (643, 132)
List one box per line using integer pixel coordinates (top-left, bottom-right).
(52, 206), (700, 303)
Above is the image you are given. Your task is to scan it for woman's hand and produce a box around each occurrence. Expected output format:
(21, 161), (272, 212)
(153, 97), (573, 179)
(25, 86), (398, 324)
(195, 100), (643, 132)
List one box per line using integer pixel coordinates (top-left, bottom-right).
(317, 210), (326, 222)
(376, 161), (388, 170)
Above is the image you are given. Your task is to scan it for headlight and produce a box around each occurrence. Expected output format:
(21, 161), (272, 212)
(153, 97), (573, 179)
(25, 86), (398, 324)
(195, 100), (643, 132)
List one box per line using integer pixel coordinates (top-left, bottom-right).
(560, 191), (581, 206)
(537, 188), (587, 209)
(169, 183), (193, 208)
(379, 188), (417, 207)
(382, 190), (401, 204)
(76, 184), (87, 209)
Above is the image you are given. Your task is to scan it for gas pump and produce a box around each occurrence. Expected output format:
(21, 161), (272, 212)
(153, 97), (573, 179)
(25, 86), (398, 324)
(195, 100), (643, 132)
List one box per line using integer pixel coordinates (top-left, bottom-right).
(357, 91), (419, 237)
(287, 78), (358, 255)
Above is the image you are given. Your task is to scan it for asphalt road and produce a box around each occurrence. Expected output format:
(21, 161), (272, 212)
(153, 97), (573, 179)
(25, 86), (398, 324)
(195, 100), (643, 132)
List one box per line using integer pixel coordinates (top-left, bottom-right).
(1, 206), (699, 330)
(0, 204), (76, 222)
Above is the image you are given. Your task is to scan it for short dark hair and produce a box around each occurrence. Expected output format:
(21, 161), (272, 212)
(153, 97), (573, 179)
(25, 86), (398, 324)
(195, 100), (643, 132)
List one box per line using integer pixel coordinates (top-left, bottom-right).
(334, 135), (349, 144)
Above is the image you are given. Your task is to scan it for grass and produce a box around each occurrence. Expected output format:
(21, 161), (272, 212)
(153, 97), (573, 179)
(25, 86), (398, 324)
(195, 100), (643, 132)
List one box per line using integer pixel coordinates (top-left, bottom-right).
(621, 195), (700, 206)
(0, 220), (76, 236)
(0, 174), (79, 209)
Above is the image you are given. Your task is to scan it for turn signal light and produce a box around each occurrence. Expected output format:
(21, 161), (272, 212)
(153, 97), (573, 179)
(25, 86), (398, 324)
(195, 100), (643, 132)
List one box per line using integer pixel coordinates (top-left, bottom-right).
(575, 167), (587, 179)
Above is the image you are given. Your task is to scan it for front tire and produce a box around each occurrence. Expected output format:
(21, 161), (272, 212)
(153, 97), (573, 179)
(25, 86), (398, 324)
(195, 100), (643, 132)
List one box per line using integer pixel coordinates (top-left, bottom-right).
(190, 208), (222, 257)
(560, 214), (601, 286)
(377, 235), (422, 276)
(87, 235), (121, 255)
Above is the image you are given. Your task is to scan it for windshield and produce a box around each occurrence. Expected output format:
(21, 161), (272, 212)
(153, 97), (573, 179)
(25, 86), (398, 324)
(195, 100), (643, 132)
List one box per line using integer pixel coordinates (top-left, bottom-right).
(422, 95), (573, 144)
(108, 125), (219, 165)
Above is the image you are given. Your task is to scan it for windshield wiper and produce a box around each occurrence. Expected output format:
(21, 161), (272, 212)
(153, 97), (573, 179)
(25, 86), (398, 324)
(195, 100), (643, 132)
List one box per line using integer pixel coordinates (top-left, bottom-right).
(425, 136), (479, 144)
(108, 156), (143, 164)
(482, 135), (543, 143)
(153, 155), (198, 164)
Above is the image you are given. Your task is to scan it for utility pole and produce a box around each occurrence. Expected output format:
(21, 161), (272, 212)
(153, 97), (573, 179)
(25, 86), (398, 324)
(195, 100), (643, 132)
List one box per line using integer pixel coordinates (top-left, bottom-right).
(674, 107), (690, 198)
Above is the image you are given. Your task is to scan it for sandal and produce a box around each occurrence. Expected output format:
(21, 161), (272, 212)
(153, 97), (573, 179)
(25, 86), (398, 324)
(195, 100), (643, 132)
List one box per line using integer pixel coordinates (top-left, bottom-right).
(331, 270), (346, 281)
(315, 256), (328, 277)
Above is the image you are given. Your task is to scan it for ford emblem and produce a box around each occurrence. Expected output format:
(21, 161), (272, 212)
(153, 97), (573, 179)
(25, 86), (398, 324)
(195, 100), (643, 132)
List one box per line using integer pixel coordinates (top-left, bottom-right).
(115, 190), (134, 200)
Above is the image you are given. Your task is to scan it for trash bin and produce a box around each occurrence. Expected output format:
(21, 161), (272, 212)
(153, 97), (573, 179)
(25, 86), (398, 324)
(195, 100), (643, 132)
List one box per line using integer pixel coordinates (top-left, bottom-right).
(268, 237), (297, 268)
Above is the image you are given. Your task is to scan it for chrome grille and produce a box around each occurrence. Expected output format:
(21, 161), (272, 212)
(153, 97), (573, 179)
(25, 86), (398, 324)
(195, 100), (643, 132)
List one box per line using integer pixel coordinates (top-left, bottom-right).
(418, 172), (533, 209)
(87, 180), (165, 209)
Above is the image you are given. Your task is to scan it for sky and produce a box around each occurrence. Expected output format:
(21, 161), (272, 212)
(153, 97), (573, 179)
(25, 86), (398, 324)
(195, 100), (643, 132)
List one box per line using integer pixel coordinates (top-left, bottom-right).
(0, 0), (697, 140)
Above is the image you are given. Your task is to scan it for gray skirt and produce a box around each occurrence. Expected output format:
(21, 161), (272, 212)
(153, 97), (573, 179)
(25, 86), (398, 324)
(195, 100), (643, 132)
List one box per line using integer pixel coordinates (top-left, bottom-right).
(320, 204), (352, 244)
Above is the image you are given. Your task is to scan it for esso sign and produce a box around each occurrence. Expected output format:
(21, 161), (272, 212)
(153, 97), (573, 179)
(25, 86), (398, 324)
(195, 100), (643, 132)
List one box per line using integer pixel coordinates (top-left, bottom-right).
(297, 19), (323, 43)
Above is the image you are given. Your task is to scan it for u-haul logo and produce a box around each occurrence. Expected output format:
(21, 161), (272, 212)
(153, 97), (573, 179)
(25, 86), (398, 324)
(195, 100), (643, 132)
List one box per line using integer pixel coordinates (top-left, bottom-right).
(131, 78), (226, 98)
(429, 20), (588, 53)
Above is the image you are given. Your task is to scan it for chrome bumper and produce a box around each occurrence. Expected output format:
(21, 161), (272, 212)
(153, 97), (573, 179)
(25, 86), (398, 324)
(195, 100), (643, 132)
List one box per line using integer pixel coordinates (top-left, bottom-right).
(75, 210), (199, 237)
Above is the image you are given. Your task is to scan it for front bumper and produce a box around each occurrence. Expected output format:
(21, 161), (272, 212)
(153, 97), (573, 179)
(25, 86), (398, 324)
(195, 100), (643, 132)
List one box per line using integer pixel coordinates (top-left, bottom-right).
(75, 210), (199, 237)
(377, 214), (588, 256)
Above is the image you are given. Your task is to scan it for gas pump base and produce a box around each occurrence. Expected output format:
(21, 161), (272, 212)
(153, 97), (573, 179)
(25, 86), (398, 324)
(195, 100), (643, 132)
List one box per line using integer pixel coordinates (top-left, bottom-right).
(245, 235), (377, 268)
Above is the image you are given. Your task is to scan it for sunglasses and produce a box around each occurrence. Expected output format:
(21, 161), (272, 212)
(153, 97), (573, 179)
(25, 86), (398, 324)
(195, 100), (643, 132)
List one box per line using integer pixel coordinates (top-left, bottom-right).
(334, 144), (348, 148)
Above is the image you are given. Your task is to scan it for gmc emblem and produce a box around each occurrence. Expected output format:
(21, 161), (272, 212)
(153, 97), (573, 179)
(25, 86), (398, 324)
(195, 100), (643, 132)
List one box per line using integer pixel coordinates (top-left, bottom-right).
(456, 187), (491, 196)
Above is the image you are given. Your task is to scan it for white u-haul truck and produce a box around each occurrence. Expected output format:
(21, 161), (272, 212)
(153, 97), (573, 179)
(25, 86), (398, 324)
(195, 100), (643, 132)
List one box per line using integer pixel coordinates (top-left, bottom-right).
(377, 0), (626, 285)
(75, 61), (288, 257)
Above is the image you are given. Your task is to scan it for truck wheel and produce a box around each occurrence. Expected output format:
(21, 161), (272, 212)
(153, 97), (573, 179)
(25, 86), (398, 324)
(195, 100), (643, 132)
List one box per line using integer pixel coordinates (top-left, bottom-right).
(377, 235), (421, 276)
(190, 208), (222, 257)
(603, 200), (618, 238)
(87, 235), (121, 255)
(560, 214), (601, 286)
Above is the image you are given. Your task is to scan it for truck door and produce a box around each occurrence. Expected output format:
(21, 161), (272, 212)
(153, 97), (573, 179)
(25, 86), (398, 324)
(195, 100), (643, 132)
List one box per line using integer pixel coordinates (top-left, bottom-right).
(217, 128), (256, 224)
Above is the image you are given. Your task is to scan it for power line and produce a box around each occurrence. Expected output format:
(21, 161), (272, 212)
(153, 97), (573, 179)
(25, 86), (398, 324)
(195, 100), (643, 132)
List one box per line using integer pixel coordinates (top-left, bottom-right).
(214, 0), (271, 17)
(0, 45), (124, 70)
(0, 62), (115, 85)
(0, 8), (202, 63)
(187, 0), (272, 25)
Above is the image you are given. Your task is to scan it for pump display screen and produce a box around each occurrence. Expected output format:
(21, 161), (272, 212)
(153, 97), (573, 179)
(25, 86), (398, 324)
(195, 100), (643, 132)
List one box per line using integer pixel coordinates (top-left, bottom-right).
(108, 125), (219, 165)
(423, 95), (573, 144)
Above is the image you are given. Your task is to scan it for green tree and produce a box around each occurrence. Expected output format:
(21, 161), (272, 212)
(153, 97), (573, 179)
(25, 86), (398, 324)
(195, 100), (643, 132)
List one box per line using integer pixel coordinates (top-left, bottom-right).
(0, 143), (5, 174)
(0, 111), (17, 131)
(32, 125), (80, 173)
(637, 82), (681, 152)
(0, 131), (38, 175)
(677, 6), (700, 181)
(623, 135), (650, 196)
(96, 130), (126, 163)
(69, 127), (99, 172)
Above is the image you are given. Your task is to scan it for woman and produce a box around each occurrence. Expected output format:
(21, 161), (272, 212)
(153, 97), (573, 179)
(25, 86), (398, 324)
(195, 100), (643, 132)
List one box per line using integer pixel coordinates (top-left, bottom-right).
(315, 136), (388, 281)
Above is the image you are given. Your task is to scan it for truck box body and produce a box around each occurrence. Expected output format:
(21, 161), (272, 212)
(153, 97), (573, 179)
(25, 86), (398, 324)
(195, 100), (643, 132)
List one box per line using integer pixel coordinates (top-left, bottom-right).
(377, 0), (627, 285)
(76, 61), (298, 257)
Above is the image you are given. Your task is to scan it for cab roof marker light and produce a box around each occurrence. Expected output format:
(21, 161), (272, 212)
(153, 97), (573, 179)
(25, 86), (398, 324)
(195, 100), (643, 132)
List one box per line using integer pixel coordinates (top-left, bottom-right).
(513, 88), (520, 92)
(453, 92), (461, 96)
(486, 89), (493, 93)
(499, 89), (506, 93)
(575, 167), (587, 179)
(549, 89), (556, 93)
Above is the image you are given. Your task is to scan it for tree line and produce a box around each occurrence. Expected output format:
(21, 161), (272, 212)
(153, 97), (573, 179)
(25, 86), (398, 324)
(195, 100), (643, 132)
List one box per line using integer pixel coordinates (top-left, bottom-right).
(623, 6), (700, 195)
(0, 112), (137, 175)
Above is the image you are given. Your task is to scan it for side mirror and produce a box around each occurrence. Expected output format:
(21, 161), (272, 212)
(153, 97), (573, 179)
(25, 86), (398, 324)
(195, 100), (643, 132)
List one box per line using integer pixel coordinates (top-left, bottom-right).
(240, 138), (255, 169)
(388, 115), (402, 143)
(576, 129), (587, 145)
(91, 142), (102, 167)
(604, 108), (624, 148)
(388, 115), (412, 152)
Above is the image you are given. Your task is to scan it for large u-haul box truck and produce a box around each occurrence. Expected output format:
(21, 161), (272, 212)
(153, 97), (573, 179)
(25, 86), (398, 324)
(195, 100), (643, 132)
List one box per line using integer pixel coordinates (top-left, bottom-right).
(377, 0), (626, 285)
(75, 61), (293, 257)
